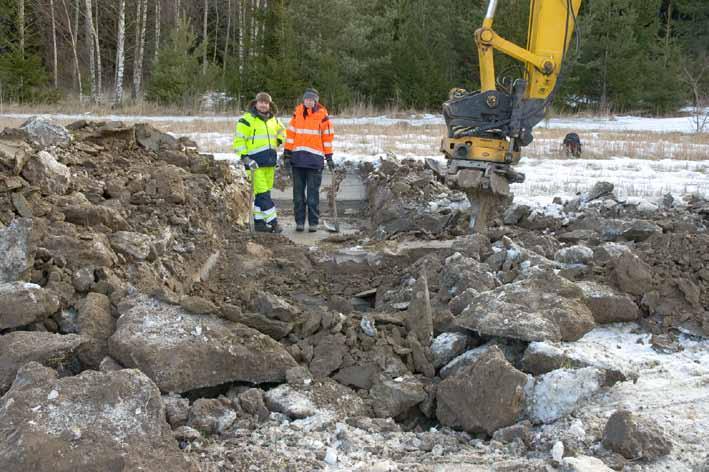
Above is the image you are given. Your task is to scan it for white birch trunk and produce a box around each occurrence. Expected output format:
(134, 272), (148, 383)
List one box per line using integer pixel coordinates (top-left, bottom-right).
(85, 0), (97, 102)
(223, 0), (231, 77)
(94, 2), (102, 100)
(203, 0), (209, 75)
(114, 0), (126, 104)
(18, 0), (25, 57)
(50, 0), (58, 87)
(212, 0), (219, 63)
(154, 0), (160, 61)
(132, 0), (147, 99)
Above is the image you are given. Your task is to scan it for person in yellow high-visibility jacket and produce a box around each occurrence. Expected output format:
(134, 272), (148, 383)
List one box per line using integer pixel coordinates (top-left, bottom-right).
(233, 92), (286, 233)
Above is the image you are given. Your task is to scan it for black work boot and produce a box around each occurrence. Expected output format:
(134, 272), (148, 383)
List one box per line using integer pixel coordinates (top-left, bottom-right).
(270, 221), (283, 234)
(254, 220), (270, 232)
(295, 224), (305, 232)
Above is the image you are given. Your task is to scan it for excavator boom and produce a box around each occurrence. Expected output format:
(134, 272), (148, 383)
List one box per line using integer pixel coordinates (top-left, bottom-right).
(440, 0), (581, 232)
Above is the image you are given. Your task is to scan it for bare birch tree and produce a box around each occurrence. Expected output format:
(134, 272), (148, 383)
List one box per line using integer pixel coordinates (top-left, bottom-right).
(154, 0), (161, 62)
(84, 0), (97, 101)
(18, 0), (25, 57)
(50, 0), (59, 87)
(114, 0), (126, 104)
(223, 0), (231, 78)
(93, 1), (103, 99)
(132, 0), (148, 99)
(202, 0), (209, 75)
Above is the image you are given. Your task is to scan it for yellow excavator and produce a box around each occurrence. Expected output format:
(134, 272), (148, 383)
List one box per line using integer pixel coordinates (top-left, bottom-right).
(440, 0), (582, 231)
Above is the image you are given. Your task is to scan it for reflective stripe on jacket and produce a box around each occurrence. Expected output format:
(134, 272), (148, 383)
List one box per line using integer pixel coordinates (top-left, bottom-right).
(233, 110), (285, 168)
(285, 103), (334, 169)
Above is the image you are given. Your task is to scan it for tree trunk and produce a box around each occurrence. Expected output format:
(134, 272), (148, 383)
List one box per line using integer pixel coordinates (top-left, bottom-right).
(94, 1), (103, 99)
(114, 0), (126, 104)
(154, 0), (161, 61)
(213, 0), (220, 63)
(18, 0), (25, 57)
(61, 0), (82, 98)
(85, 0), (97, 102)
(223, 0), (231, 78)
(203, 0), (209, 75)
(176, 0), (181, 22)
(50, 0), (58, 87)
(132, 0), (147, 99)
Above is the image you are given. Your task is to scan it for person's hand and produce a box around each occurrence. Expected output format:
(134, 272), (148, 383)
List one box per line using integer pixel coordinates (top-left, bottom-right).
(326, 156), (335, 171)
(242, 157), (258, 170)
(283, 157), (293, 175)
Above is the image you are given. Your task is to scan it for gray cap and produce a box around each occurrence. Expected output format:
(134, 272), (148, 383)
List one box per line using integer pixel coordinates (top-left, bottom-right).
(303, 88), (319, 101)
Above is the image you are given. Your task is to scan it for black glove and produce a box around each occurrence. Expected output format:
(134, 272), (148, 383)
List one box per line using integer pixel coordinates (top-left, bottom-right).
(326, 156), (335, 171)
(242, 156), (258, 170)
(284, 157), (293, 174)
(283, 149), (293, 159)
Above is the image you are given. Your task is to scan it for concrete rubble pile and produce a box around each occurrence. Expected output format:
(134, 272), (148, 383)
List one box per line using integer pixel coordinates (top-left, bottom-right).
(0, 120), (707, 471)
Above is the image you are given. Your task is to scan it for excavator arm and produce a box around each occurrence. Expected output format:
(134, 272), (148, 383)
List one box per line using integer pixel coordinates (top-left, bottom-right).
(440, 0), (581, 231)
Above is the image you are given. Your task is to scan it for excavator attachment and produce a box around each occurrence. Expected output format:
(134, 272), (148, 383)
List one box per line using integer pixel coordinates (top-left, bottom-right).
(441, 0), (581, 232)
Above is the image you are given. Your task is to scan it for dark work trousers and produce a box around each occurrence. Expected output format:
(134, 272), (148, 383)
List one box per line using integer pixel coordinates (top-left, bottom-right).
(292, 166), (322, 226)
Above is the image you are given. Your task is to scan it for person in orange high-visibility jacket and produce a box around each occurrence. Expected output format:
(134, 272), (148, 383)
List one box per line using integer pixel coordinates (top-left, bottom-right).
(283, 88), (335, 232)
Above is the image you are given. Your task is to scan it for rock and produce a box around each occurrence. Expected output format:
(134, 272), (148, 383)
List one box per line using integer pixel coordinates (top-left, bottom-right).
(310, 334), (346, 378)
(20, 117), (71, 148)
(333, 363), (380, 390)
(448, 288), (480, 316)
(431, 332), (473, 369)
(0, 217), (33, 283)
(609, 251), (653, 297)
(180, 295), (218, 314)
(521, 342), (585, 375)
(163, 393), (190, 428)
(439, 253), (496, 303)
(174, 425), (202, 443)
(252, 290), (302, 323)
(584, 181), (614, 203)
(40, 233), (117, 269)
(0, 282), (60, 330)
(407, 332), (435, 377)
(602, 410), (672, 460)
(457, 270), (595, 342)
(561, 456), (614, 472)
(21, 150), (71, 195)
(98, 356), (123, 371)
(152, 164), (186, 204)
(135, 123), (179, 152)
(108, 295), (297, 392)
(0, 139), (32, 174)
(0, 362), (196, 472)
(370, 375), (427, 418)
(492, 420), (532, 446)
(223, 307), (293, 340)
(265, 384), (317, 419)
(405, 271), (434, 345)
(286, 366), (313, 386)
(187, 398), (237, 435)
(555, 245), (594, 265)
(504, 204), (531, 225)
(576, 281), (640, 324)
(436, 346), (527, 434)
(622, 220), (661, 242)
(526, 367), (606, 424)
(76, 292), (115, 369)
(558, 229), (598, 244)
(238, 388), (270, 421)
(440, 343), (497, 379)
(110, 230), (152, 261)
(72, 267), (96, 292)
(0, 331), (86, 394)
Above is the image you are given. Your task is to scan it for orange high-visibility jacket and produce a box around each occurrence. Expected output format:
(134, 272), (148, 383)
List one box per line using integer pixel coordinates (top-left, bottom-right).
(285, 103), (334, 169)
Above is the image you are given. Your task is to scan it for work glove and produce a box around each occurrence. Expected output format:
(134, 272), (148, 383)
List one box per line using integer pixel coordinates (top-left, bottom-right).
(242, 156), (259, 170)
(326, 155), (335, 171)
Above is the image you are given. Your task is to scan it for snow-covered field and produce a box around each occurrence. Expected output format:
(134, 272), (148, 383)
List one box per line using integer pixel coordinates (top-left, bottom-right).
(2, 111), (708, 204)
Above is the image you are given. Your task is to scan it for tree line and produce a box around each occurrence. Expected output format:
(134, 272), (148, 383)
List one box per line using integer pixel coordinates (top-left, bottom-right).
(0, 0), (707, 114)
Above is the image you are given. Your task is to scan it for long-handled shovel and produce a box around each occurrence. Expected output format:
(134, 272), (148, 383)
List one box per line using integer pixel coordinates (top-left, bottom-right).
(248, 167), (255, 234)
(323, 168), (340, 233)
